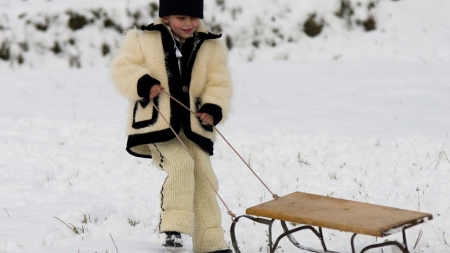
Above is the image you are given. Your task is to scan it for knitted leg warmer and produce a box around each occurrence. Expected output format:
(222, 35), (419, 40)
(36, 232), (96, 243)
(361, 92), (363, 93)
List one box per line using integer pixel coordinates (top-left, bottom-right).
(149, 136), (195, 235)
(149, 132), (230, 252)
(191, 144), (229, 253)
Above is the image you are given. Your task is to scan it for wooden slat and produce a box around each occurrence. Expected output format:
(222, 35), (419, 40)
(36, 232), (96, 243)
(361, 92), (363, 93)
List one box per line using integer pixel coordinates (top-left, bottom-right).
(246, 192), (432, 237)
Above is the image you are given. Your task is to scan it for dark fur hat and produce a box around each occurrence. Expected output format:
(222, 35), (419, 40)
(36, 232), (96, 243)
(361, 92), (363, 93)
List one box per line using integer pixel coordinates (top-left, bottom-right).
(159, 0), (204, 19)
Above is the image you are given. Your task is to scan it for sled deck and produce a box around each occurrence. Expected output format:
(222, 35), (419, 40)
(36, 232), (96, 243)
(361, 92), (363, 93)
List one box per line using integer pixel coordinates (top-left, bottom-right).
(230, 191), (432, 253)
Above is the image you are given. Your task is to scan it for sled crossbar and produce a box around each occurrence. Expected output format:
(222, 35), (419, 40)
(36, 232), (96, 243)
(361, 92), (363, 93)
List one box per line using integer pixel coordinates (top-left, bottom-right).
(231, 191), (432, 253)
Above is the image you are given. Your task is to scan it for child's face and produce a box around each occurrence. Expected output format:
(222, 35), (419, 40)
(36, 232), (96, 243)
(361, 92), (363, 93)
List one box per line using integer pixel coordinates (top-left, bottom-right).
(163, 15), (200, 39)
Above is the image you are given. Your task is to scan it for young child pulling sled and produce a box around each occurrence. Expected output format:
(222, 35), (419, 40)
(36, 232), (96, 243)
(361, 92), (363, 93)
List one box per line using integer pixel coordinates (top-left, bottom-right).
(110, 0), (233, 252)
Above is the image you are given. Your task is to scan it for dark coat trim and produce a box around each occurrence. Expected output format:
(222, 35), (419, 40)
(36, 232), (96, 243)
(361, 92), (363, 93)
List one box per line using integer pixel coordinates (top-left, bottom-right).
(131, 97), (159, 129)
(126, 126), (183, 159)
(141, 23), (166, 32)
(126, 147), (152, 158)
(141, 23), (222, 40)
(137, 74), (160, 109)
(137, 74), (160, 99)
(197, 32), (222, 40)
(198, 103), (223, 126)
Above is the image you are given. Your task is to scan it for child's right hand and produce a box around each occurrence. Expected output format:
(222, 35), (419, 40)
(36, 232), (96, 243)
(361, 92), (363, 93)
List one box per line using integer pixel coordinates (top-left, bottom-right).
(150, 85), (165, 99)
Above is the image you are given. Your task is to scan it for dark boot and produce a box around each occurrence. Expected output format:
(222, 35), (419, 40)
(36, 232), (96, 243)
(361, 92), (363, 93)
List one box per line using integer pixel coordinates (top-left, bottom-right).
(162, 231), (183, 247)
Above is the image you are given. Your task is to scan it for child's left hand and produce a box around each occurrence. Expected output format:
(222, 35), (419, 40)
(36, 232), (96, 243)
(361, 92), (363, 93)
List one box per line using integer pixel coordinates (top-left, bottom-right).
(197, 113), (214, 126)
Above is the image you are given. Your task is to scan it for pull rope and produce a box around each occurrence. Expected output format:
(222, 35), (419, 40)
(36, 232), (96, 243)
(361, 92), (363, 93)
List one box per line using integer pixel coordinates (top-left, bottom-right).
(161, 90), (279, 199)
(152, 104), (236, 221)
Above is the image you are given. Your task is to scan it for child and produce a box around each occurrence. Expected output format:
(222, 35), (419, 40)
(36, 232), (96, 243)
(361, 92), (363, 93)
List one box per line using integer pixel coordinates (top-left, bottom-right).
(110, 0), (233, 252)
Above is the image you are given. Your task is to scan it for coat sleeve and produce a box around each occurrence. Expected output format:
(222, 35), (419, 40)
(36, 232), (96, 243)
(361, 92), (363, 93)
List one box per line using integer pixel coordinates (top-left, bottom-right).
(200, 40), (233, 124)
(110, 29), (160, 101)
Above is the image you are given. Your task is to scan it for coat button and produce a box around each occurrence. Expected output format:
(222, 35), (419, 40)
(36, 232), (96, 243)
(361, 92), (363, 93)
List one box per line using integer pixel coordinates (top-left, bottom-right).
(182, 86), (189, 93)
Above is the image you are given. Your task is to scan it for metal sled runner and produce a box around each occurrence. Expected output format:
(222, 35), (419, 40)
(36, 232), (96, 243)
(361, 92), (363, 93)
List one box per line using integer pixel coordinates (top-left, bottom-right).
(230, 192), (432, 253)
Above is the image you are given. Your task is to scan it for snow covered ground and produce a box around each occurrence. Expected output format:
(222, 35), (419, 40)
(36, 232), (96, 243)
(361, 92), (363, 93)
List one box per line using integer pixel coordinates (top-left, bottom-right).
(1, 0), (450, 253)
(1, 60), (449, 253)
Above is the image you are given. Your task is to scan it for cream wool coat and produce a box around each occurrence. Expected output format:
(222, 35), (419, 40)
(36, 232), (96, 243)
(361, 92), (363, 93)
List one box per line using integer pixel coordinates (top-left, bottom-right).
(110, 19), (232, 158)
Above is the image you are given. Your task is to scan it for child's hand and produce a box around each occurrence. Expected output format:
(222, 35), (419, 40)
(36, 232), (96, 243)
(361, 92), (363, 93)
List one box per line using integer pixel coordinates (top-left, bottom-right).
(150, 85), (165, 99)
(197, 113), (214, 126)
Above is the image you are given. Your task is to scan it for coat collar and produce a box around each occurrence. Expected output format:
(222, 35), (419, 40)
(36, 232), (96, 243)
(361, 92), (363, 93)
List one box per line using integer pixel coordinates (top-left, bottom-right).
(140, 18), (222, 40)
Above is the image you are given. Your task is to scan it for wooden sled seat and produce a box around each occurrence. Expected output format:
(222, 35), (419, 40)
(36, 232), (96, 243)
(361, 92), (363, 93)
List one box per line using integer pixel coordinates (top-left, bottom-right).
(231, 191), (432, 253)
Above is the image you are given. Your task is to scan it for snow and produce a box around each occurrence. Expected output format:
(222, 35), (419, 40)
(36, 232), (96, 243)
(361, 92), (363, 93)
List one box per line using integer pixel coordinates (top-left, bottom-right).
(1, 0), (450, 253)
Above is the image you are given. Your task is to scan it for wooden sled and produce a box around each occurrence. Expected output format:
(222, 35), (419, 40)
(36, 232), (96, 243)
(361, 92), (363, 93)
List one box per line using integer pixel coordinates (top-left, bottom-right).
(230, 192), (432, 253)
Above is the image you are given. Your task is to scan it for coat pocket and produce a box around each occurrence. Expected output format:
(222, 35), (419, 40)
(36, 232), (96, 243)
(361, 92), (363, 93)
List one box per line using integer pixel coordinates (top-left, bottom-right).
(132, 99), (158, 129)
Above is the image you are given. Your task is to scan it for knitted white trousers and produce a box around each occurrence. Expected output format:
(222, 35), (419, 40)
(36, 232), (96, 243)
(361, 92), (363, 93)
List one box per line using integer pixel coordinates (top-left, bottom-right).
(149, 132), (229, 253)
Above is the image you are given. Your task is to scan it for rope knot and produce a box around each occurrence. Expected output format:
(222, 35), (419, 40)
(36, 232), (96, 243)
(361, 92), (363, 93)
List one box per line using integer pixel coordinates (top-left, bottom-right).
(227, 210), (237, 221)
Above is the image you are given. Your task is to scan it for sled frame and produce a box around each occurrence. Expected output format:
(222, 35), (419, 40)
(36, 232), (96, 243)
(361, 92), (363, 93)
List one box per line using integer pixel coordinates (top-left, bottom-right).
(230, 191), (432, 253)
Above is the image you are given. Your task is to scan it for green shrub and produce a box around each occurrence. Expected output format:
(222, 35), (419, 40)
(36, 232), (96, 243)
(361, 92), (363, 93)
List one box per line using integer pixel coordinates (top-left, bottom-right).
(225, 35), (233, 50)
(68, 38), (76, 45)
(335, 0), (354, 27)
(104, 18), (123, 33)
(252, 40), (260, 48)
(67, 11), (89, 30)
(18, 42), (28, 52)
(18, 54), (24, 65)
(35, 17), (49, 31)
(51, 41), (62, 54)
(130, 10), (145, 28)
(149, 3), (159, 18)
(0, 41), (10, 61)
(91, 8), (104, 19)
(69, 55), (81, 68)
(266, 39), (276, 47)
(101, 43), (110, 56)
(362, 15), (376, 31)
(303, 13), (324, 37)
(209, 23), (223, 34)
(216, 0), (225, 11)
